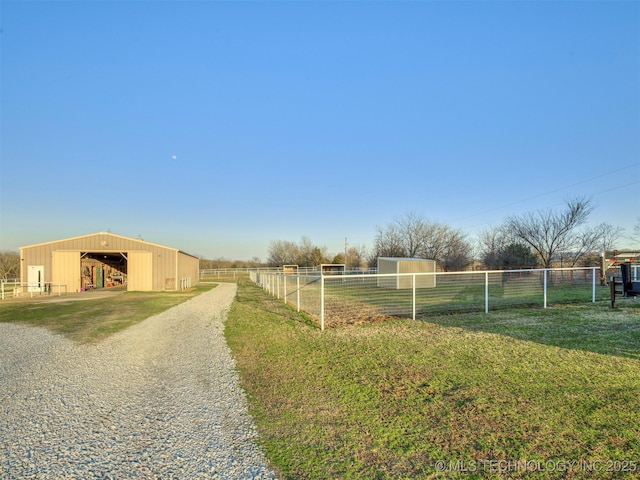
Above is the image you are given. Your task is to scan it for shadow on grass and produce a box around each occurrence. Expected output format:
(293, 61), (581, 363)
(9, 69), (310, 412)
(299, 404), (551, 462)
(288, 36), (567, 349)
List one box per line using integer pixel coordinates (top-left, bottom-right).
(418, 301), (640, 360)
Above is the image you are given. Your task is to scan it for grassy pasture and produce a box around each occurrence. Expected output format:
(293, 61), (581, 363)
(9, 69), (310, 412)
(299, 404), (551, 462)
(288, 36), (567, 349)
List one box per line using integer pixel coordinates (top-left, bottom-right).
(320, 273), (610, 327)
(200, 272), (251, 282)
(226, 279), (640, 479)
(0, 283), (216, 343)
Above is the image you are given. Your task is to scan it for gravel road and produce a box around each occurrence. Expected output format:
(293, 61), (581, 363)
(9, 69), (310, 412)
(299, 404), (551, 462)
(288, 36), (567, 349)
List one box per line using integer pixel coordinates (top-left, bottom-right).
(0, 283), (276, 479)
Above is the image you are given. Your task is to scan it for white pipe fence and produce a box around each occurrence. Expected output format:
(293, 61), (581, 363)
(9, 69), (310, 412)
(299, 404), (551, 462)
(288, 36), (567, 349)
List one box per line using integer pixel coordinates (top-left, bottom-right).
(200, 267), (282, 280)
(251, 267), (602, 330)
(1, 281), (66, 300)
(179, 276), (192, 290)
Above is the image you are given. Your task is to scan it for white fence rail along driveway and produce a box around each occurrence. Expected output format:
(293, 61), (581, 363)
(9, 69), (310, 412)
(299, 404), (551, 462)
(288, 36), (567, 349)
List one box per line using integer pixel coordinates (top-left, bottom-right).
(251, 267), (602, 330)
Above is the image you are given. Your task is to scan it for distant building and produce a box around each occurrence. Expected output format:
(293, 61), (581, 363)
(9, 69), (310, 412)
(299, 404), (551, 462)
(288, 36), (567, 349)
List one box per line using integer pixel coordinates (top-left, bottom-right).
(377, 257), (436, 289)
(19, 232), (199, 292)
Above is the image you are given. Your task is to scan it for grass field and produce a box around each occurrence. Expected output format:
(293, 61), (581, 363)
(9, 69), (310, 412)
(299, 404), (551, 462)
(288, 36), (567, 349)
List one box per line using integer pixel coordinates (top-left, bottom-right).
(2, 278), (637, 478)
(226, 279), (640, 479)
(268, 270), (608, 327)
(0, 283), (216, 343)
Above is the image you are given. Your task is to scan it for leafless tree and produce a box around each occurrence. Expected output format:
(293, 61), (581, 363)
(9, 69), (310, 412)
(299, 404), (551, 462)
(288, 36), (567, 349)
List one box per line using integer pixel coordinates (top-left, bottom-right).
(372, 223), (405, 258)
(478, 226), (509, 268)
(505, 197), (594, 268)
(267, 240), (300, 266)
(267, 237), (330, 267)
(0, 251), (20, 280)
(297, 237), (329, 267)
(559, 222), (624, 267)
(373, 212), (472, 270)
(630, 217), (640, 246)
(346, 245), (368, 269)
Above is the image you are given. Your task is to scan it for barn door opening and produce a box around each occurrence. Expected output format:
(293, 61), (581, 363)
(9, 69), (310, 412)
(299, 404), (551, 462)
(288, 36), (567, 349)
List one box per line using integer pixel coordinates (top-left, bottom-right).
(80, 252), (128, 290)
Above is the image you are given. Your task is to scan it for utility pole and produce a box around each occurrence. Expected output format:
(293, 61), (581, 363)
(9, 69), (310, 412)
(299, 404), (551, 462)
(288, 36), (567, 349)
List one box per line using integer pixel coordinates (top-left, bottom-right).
(344, 237), (348, 270)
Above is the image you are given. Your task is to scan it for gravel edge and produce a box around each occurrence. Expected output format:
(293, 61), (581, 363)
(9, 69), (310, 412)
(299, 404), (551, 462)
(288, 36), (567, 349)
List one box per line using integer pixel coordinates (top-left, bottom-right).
(0, 283), (276, 479)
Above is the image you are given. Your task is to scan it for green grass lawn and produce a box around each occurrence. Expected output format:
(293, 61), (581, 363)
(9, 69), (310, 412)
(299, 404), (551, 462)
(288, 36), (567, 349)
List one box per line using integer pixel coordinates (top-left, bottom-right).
(226, 279), (640, 479)
(0, 283), (216, 343)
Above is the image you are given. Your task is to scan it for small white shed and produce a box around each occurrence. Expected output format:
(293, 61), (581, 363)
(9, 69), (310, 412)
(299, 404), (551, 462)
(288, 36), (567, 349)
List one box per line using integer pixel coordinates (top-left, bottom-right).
(377, 257), (437, 289)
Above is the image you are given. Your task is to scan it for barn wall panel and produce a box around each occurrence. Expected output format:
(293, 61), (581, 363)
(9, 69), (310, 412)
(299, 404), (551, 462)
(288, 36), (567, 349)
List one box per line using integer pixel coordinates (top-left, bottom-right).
(52, 251), (81, 293)
(128, 251), (153, 291)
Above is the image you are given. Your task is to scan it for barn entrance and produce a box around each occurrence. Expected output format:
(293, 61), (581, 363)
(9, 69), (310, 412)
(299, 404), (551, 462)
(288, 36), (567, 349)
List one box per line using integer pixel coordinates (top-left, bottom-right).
(81, 252), (128, 290)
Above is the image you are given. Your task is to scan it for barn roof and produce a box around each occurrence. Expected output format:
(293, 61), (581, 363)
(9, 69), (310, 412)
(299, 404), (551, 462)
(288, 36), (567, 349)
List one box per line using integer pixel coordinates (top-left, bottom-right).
(20, 232), (198, 259)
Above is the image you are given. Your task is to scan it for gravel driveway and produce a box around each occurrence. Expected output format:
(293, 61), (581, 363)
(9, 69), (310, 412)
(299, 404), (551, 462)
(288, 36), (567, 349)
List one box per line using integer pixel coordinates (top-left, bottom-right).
(0, 283), (276, 479)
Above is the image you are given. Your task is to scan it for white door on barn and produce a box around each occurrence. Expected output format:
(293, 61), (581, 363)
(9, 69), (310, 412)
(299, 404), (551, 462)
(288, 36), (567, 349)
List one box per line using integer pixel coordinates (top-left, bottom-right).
(27, 265), (45, 292)
(128, 251), (153, 291)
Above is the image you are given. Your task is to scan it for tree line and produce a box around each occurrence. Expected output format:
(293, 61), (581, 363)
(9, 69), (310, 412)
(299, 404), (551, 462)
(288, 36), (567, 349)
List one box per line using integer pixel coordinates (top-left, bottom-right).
(266, 197), (637, 271)
(1, 198), (637, 278)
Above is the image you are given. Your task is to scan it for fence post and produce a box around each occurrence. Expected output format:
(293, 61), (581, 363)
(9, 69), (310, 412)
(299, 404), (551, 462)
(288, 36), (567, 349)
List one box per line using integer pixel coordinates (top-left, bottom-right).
(485, 272), (489, 314)
(320, 274), (325, 331)
(592, 267), (597, 303)
(296, 276), (300, 312)
(284, 276), (287, 304)
(1, 282), (4, 300)
(543, 269), (548, 309)
(412, 274), (416, 320)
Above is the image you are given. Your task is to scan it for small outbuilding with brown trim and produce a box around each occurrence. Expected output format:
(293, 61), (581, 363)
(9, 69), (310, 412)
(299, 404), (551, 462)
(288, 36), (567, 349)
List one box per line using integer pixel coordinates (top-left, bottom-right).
(19, 232), (200, 293)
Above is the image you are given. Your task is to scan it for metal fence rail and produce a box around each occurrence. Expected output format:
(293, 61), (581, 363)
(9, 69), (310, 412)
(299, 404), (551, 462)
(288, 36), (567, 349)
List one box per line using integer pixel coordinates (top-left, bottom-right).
(251, 267), (602, 330)
(1, 281), (67, 300)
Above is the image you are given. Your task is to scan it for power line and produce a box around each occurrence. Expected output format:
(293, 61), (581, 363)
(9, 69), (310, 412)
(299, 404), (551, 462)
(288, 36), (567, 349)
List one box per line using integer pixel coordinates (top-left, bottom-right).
(457, 162), (640, 222)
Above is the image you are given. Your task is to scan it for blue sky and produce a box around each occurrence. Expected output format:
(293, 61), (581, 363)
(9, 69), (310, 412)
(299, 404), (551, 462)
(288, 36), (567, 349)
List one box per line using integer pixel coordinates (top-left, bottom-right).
(1, 1), (639, 261)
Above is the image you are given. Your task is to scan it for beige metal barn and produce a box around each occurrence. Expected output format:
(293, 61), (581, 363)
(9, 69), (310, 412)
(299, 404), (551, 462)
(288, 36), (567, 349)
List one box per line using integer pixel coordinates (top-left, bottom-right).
(377, 257), (437, 289)
(19, 232), (200, 293)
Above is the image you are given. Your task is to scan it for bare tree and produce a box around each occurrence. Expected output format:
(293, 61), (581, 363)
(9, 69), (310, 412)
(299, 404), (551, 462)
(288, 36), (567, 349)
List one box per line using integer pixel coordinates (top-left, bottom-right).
(267, 238), (330, 267)
(559, 222), (624, 267)
(505, 197), (594, 268)
(440, 229), (473, 271)
(478, 226), (509, 269)
(478, 227), (539, 269)
(630, 217), (640, 246)
(296, 237), (329, 267)
(346, 245), (367, 269)
(267, 240), (300, 266)
(0, 251), (20, 280)
(373, 212), (472, 270)
(372, 223), (406, 258)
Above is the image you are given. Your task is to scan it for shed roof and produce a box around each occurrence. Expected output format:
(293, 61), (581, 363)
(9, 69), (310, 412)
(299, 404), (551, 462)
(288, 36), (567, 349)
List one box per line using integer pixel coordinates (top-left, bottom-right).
(378, 257), (435, 262)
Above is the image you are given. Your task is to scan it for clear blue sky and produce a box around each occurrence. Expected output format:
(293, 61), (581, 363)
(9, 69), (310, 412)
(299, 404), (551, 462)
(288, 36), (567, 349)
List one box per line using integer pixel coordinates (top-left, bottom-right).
(1, 1), (639, 261)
